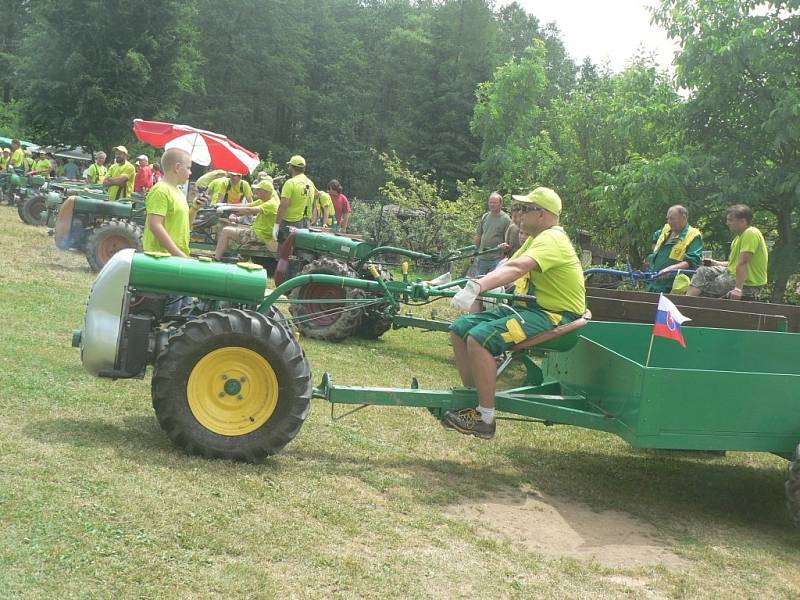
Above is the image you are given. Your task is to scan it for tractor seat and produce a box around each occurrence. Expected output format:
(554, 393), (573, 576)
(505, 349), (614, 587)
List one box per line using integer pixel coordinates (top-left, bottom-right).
(508, 309), (592, 354)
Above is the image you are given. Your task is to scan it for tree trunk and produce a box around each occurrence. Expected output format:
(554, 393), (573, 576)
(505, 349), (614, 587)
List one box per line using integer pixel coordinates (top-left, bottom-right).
(769, 203), (796, 303)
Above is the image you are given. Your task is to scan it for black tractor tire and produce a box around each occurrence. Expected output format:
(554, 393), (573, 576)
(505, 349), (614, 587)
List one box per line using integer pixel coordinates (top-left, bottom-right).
(288, 256), (365, 342)
(84, 219), (143, 272)
(18, 194), (47, 226)
(151, 309), (312, 462)
(786, 446), (800, 527)
(355, 265), (394, 339)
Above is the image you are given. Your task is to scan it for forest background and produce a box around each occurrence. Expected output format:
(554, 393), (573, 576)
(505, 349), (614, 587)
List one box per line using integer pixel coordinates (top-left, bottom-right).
(0, 0), (798, 300)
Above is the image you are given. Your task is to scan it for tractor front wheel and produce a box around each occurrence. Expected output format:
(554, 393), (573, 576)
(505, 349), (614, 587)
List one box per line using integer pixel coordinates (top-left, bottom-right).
(289, 257), (365, 342)
(151, 309), (312, 462)
(18, 194), (47, 226)
(85, 219), (143, 272)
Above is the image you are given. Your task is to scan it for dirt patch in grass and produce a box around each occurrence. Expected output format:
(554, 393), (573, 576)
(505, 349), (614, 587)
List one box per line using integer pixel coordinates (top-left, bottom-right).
(445, 486), (689, 570)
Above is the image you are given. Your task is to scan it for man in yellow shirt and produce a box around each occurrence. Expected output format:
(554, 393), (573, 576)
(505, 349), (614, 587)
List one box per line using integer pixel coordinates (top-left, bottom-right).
(688, 204), (768, 300)
(0, 148), (9, 170)
(444, 187), (586, 439)
(207, 171), (253, 205)
(213, 179), (279, 261)
(143, 148), (202, 257)
(103, 145), (136, 201)
(275, 154), (316, 239)
(86, 151), (107, 184)
(28, 151), (52, 178)
(312, 189), (335, 227)
(7, 140), (25, 170)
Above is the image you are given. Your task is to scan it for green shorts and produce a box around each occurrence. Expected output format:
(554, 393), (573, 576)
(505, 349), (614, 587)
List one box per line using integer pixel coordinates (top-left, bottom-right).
(450, 305), (575, 356)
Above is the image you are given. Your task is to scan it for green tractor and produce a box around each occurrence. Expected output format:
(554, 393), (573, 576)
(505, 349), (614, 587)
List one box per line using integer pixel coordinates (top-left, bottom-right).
(1, 168), (47, 223)
(53, 194), (146, 271)
(72, 249), (800, 527)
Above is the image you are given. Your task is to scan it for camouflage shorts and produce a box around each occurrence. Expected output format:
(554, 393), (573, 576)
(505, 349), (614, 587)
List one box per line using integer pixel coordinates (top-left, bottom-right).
(233, 226), (277, 252)
(690, 265), (761, 299)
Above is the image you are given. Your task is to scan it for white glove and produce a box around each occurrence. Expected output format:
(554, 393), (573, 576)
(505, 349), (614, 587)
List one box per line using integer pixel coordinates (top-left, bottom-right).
(451, 279), (481, 311)
(272, 224), (280, 240)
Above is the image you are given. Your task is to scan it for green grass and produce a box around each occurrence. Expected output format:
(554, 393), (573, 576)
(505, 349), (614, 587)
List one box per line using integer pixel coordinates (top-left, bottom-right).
(1, 204), (800, 598)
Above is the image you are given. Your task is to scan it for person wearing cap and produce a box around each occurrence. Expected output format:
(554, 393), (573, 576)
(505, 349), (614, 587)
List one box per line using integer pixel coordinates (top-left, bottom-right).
(443, 187), (586, 439)
(103, 146), (136, 200)
(22, 149), (34, 173)
(213, 179), (279, 261)
(312, 188), (335, 228)
(143, 147), (203, 258)
(7, 140), (24, 170)
(0, 148), (9, 171)
(86, 151), (107, 184)
(207, 171), (253, 205)
(474, 192), (512, 275)
(27, 151), (52, 178)
(645, 204), (703, 294)
(275, 155), (317, 239)
(134, 155), (153, 193)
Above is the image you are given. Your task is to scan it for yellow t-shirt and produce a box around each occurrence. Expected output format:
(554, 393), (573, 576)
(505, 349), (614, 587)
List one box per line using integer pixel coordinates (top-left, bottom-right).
(314, 191), (335, 225)
(87, 163), (107, 184)
(8, 148), (24, 169)
(250, 197), (280, 242)
(280, 173), (316, 222)
(0, 156), (8, 170)
(106, 161), (136, 200)
(208, 178), (252, 204)
(196, 169), (227, 189)
(33, 159), (51, 177)
(727, 226), (768, 287)
(143, 181), (190, 255)
(513, 226), (586, 318)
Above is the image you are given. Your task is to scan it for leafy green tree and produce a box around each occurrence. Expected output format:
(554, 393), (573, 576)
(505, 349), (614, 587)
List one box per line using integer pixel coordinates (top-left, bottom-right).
(654, 0), (800, 300)
(16, 0), (199, 151)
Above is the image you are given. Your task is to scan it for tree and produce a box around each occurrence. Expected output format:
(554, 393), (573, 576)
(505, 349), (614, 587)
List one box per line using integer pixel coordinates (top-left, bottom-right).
(654, 0), (800, 300)
(16, 0), (199, 151)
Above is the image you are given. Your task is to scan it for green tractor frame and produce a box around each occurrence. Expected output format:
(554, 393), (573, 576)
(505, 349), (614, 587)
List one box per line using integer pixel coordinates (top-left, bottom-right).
(1, 168), (48, 224)
(72, 248), (800, 526)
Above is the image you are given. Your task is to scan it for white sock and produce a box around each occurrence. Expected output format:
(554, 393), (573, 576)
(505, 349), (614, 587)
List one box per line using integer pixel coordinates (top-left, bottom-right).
(477, 406), (495, 424)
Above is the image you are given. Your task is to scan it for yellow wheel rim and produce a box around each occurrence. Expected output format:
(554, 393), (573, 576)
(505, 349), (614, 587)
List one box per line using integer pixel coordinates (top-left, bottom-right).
(187, 347), (279, 436)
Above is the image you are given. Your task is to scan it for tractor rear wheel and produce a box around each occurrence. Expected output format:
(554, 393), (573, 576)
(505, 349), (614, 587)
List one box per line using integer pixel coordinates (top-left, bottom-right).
(18, 194), (47, 226)
(85, 219), (142, 272)
(151, 309), (311, 462)
(288, 257), (365, 342)
(785, 445), (800, 527)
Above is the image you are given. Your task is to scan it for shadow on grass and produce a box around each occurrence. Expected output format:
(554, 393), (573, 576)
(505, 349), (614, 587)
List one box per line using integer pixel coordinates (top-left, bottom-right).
(287, 443), (797, 543)
(24, 416), (285, 474)
(23, 414), (798, 551)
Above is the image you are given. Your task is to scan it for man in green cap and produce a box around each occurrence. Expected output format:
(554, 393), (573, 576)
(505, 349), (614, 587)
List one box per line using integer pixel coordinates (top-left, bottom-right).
(213, 179), (279, 261)
(444, 187), (586, 439)
(274, 154), (316, 240)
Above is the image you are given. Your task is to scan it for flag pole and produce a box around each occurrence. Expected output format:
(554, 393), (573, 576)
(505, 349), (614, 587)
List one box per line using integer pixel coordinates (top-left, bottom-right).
(645, 333), (655, 367)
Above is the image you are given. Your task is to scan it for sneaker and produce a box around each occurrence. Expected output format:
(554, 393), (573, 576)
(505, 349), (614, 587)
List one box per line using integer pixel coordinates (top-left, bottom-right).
(442, 408), (496, 439)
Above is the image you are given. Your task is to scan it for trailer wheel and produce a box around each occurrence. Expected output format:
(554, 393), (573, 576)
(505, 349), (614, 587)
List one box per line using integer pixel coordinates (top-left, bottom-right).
(18, 194), (47, 226)
(85, 219), (142, 272)
(785, 446), (800, 527)
(289, 256), (365, 342)
(151, 309), (311, 462)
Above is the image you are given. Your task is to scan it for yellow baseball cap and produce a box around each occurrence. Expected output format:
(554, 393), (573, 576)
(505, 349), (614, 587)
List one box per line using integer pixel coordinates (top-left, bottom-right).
(511, 187), (562, 216)
(253, 179), (274, 194)
(113, 145), (128, 155)
(2, 148), (8, 153)
(287, 155), (306, 168)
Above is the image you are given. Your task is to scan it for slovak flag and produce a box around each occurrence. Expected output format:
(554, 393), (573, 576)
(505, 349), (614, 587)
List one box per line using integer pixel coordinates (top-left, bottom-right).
(653, 293), (691, 348)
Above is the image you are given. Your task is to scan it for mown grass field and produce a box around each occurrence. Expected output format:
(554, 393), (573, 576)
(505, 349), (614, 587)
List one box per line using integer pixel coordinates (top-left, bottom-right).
(1, 204), (799, 599)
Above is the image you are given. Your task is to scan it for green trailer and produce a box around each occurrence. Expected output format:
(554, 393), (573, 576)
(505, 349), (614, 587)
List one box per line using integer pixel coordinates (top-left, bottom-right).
(72, 250), (800, 525)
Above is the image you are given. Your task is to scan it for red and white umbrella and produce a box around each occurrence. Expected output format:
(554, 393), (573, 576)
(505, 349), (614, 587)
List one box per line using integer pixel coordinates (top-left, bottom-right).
(132, 118), (260, 174)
